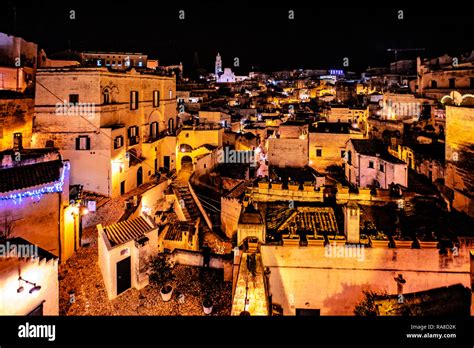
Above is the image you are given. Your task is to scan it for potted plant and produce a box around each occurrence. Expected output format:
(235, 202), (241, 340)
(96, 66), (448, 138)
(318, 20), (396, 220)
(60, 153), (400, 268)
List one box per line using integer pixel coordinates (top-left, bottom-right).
(147, 254), (175, 302)
(271, 181), (283, 190)
(288, 181), (300, 191)
(303, 181), (314, 192)
(202, 297), (213, 314)
(258, 178), (269, 189)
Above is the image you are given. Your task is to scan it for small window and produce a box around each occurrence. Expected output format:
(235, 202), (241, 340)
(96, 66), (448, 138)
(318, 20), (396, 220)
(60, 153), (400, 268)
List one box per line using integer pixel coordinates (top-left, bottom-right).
(316, 149), (322, 157)
(130, 91), (139, 110)
(368, 161), (374, 169)
(470, 77), (474, 88)
(449, 78), (456, 89)
(69, 94), (79, 104)
(379, 164), (384, 172)
(103, 89), (110, 104)
(76, 136), (90, 150)
(430, 80), (437, 89)
(114, 136), (124, 149)
(129, 126), (138, 137)
(341, 150), (345, 158)
(153, 90), (160, 107)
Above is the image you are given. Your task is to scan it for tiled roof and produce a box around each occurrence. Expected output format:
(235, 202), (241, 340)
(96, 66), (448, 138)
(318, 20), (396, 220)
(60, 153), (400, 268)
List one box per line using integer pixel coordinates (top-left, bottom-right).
(239, 204), (263, 225)
(165, 221), (195, 241)
(0, 160), (62, 194)
(350, 139), (406, 164)
(103, 216), (154, 246)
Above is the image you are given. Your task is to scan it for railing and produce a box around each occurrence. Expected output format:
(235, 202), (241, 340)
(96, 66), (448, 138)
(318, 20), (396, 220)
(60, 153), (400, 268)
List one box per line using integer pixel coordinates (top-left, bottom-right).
(128, 135), (140, 146)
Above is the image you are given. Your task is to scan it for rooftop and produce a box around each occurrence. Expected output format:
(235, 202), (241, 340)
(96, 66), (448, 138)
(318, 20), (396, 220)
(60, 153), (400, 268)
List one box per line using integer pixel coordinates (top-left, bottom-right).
(103, 216), (154, 247)
(0, 159), (63, 194)
(350, 139), (406, 164)
(310, 122), (357, 134)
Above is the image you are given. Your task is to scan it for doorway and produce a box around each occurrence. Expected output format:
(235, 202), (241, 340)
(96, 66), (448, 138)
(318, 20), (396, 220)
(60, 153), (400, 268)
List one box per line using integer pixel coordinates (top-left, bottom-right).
(137, 167), (143, 186)
(116, 257), (131, 295)
(164, 156), (170, 172)
(120, 180), (126, 195)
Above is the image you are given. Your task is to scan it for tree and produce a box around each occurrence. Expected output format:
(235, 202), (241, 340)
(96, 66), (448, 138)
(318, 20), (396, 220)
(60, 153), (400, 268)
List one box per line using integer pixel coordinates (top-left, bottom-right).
(354, 290), (387, 316)
(147, 254), (175, 288)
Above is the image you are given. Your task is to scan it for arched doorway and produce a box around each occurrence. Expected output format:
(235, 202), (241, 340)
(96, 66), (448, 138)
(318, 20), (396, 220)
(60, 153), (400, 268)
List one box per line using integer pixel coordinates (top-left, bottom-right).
(137, 167), (143, 187)
(181, 155), (193, 171)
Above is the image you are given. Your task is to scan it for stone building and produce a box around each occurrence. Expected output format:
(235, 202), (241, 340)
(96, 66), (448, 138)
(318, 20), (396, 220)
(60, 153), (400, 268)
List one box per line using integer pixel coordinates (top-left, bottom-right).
(344, 139), (408, 189)
(0, 238), (58, 315)
(0, 95), (34, 151)
(309, 122), (364, 172)
(97, 215), (158, 299)
(444, 105), (474, 217)
(32, 67), (177, 197)
(416, 52), (474, 100)
(0, 148), (78, 261)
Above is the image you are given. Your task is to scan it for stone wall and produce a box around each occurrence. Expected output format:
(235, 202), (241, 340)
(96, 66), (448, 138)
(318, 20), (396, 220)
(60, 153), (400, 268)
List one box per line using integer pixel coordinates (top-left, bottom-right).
(0, 97), (34, 150)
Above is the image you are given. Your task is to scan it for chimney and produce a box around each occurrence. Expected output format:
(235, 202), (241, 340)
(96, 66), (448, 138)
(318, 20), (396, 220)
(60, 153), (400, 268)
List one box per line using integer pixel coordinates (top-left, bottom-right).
(13, 133), (22, 151)
(344, 201), (360, 244)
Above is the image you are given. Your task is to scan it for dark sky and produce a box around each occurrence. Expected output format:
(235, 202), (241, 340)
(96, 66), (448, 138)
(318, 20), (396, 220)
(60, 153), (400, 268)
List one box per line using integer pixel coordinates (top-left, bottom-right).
(1, 1), (472, 75)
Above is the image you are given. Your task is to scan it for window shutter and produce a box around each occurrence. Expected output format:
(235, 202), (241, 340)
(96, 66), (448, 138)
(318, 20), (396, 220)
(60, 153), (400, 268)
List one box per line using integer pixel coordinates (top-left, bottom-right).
(75, 137), (80, 150)
(86, 137), (91, 150)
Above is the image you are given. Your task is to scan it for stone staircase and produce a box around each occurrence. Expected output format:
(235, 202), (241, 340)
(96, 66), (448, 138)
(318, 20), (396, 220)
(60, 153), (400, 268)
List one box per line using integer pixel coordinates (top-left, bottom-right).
(172, 183), (214, 248)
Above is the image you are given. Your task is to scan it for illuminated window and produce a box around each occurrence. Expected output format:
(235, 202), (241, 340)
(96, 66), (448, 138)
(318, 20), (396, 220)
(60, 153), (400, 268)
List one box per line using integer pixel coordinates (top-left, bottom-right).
(150, 122), (158, 138)
(130, 91), (139, 110)
(103, 89), (110, 104)
(153, 90), (160, 107)
(76, 136), (90, 150)
(114, 136), (123, 149)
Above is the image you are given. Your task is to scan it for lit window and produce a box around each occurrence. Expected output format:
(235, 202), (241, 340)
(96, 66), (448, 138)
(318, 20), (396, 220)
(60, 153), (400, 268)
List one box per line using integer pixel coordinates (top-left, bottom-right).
(130, 91), (139, 110)
(153, 90), (160, 107)
(76, 136), (90, 150)
(103, 89), (110, 104)
(114, 136), (123, 149)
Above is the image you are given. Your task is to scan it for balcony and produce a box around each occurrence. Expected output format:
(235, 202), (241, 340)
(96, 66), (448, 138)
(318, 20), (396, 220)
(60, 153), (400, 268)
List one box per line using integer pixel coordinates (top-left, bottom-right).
(143, 129), (176, 143)
(128, 135), (140, 146)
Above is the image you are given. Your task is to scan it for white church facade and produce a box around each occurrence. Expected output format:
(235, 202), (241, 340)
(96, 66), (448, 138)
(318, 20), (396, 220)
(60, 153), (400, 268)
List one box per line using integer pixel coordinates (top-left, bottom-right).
(214, 53), (248, 83)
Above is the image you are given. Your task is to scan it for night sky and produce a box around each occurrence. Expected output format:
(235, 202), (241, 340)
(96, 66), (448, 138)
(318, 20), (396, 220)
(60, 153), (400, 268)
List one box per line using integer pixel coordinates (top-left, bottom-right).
(1, 1), (472, 75)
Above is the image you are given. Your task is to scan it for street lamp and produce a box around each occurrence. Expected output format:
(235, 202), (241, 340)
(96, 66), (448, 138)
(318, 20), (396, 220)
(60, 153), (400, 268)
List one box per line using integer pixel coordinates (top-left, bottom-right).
(17, 277), (41, 294)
